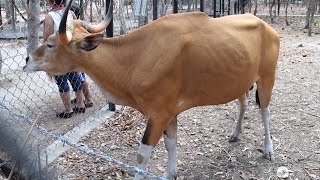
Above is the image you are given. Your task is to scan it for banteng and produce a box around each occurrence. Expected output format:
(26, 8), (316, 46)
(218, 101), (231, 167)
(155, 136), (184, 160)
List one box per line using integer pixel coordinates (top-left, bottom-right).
(24, 0), (280, 179)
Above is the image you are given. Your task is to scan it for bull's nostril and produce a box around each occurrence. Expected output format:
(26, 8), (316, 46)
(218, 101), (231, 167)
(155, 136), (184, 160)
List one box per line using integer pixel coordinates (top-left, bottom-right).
(26, 57), (29, 63)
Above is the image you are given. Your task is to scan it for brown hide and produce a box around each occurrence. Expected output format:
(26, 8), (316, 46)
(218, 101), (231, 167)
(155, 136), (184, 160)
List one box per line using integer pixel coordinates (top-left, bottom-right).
(78, 13), (279, 116)
(27, 12), (280, 144)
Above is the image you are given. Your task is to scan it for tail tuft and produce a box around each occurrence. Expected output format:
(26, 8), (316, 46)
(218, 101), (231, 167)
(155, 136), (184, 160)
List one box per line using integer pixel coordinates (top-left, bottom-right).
(255, 89), (261, 108)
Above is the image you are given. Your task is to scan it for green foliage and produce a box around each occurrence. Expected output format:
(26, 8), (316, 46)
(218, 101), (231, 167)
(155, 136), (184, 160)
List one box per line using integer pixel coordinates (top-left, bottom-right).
(313, 19), (319, 28)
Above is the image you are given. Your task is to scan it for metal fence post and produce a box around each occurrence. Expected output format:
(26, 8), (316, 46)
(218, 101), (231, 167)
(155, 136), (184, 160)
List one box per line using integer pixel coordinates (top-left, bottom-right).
(228, 0), (230, 15)
(105, 0), (115, 111)
(200, 0), (204, 12)
(277, 0), (280, 15)
(213, 0), (216, 17)
(173, 0), (178, 13)
(153, 0), (157, 20)
(105, 0), (113, 38)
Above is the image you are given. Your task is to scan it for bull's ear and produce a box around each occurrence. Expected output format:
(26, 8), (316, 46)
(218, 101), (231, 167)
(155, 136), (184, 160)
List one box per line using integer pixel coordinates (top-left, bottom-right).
(78, 34), (103, 51)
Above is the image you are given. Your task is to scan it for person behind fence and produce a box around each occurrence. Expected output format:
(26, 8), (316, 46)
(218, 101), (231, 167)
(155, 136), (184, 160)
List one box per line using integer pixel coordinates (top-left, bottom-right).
(71, 72), (94, 108)
(68, 3), (94, 108)
(43, 0), (85, 118)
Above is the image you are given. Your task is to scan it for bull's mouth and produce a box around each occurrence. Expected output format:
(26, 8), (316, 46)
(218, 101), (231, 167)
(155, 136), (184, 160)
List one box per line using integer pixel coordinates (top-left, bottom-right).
(23, 63), (41, 72)
(23, 65), (38, 72)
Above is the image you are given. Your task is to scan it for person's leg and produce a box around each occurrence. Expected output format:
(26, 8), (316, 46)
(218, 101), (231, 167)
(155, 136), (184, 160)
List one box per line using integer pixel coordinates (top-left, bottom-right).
(83, 80), (93, 105)
(80, 73), (93, 107)
(68, 72), (85, 113)
(55, 75), (73, 118)
(71, 73), (93, 107)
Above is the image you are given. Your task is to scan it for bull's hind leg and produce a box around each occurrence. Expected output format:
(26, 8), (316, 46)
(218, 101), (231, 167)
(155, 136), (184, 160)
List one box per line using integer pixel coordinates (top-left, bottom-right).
(163, 116), (178, 179)
(257, 78), (275, 161)
(229, 94), (248, 142)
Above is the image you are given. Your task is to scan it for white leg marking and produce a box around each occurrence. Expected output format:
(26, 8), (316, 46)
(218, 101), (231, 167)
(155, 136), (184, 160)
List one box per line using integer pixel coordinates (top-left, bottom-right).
(229, 96), (248, 142)
(164, 134), (177, 179)
(133, 143), (154, 180)
(261, 107), (275, 161)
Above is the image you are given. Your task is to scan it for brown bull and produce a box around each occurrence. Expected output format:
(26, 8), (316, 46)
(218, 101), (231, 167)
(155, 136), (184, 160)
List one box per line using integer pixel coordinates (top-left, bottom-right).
(24, 0), (280, 178)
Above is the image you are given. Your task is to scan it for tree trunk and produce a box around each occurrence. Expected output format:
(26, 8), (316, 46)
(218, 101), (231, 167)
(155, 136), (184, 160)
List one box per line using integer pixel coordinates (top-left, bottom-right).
(304, 0), (311, 29)
(21, 0), (28, 10)
(94, 0), (102, 17)
(10, 0), (16, 29)
(248, 0), (252, 13)
(0, 3), (3, 29)
(308, 0), (316, 36)
(253, 0), (258, 15)
(0, 51), (3, 81)
(27, 0), (40, 55)
(4, 0), (11, 20)
(159, 0), (170, 16)
(187, 0), (192, 11)
(285, 0), (290, 26)
(119, 0), (127, 35)
(134, 0), (149, 26)
(160, 0), (165, 16)
(269, 0), (275, 23)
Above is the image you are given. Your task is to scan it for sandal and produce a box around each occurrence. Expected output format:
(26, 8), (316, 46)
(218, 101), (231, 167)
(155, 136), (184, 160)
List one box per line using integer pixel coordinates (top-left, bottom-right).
(73, 107), (86, 113)
(70, 98), (77, 104)
(71, 99), (93, 108)
(108, 102), (116, 111)
(85, 102), (93, 108)
(56, 111), (73, 119)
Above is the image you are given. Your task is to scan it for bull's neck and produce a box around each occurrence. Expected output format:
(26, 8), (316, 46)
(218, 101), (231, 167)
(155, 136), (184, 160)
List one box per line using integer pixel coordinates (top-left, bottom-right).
(78, 37), (137, 107)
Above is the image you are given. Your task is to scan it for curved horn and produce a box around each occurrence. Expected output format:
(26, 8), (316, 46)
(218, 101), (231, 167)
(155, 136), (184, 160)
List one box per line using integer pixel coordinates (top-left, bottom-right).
(58, 0), (74, 44)
(81, 0), (113, 33)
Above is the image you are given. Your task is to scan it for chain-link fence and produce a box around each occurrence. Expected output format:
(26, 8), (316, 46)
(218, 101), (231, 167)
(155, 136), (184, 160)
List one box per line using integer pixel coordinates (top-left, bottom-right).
(0, 0), (263, 178)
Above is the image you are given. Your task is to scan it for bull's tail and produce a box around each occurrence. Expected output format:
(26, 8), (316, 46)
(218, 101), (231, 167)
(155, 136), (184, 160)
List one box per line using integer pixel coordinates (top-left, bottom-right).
(255, 89), (260, 108)
(249, 85), (261, 108)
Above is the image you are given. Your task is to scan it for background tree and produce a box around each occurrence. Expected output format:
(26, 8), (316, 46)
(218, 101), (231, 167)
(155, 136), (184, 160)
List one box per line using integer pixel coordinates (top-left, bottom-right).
(134, 0), (149, 26)
(285, 0), (290, 26)
(160, 0), (170, 17)
(269, 0), (276, 23)
(307, 0), (317, 36)
(119, 0), (128, 34)
(0, 2), (3, 29)
(26, 0), (40, 55)
(0, 51), (3, 81)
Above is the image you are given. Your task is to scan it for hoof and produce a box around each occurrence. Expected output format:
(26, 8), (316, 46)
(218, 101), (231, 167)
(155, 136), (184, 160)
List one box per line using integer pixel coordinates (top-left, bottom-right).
(265, 152), (275, 161)
(228, 135), (239, 143)
(164, 173), (177, 180)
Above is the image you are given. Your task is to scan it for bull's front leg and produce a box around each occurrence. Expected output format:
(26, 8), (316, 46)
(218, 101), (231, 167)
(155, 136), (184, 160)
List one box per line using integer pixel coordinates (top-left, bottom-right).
(133, 118), (169, 180)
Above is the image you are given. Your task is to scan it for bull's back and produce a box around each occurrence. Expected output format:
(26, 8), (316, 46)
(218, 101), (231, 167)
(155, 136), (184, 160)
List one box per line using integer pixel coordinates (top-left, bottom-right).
(130, 13), (279, 112)
(167, 13), (279, 110)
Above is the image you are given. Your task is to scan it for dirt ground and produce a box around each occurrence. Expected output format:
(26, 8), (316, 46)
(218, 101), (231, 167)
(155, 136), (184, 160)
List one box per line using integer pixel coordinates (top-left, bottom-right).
(45, 14), (320, 180)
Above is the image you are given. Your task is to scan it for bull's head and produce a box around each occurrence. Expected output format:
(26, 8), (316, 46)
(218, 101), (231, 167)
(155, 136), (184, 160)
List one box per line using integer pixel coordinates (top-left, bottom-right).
(24, 0), (112, 75)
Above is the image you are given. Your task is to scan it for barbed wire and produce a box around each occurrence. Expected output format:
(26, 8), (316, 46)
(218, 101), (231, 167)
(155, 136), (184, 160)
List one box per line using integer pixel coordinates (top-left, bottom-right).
(0, 100), (167, 180)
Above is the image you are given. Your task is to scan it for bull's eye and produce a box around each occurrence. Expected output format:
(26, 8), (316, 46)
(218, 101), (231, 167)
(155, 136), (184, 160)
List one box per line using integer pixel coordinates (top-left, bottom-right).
(47, 44), (53, 48)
